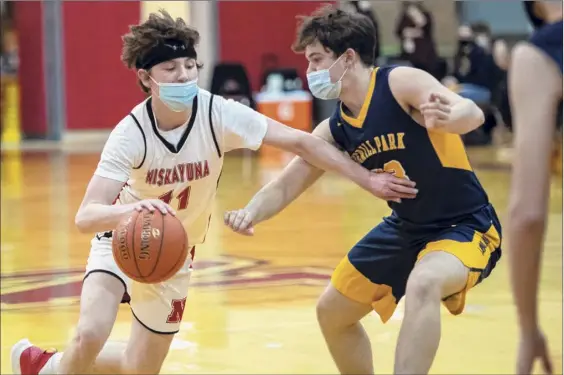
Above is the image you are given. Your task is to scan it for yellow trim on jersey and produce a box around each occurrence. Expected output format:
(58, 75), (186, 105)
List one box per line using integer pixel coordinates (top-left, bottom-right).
(416, 224), (501, 315)
(340, 68), (378, 129)
(427, 131), (472, 171)
(331, 255), (398, 323)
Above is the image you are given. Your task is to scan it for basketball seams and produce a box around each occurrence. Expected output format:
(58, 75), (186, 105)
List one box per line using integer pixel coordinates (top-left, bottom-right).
(161, 229), (188, 281)
(132, 211), (145, 282)
(146, 212), (165, 280)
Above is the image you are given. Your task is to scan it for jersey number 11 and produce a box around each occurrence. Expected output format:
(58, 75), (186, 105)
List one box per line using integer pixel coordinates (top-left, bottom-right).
(158, 186), (191, 211)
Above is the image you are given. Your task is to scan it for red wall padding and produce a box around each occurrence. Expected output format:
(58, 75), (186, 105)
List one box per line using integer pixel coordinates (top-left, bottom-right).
(15, 2), (47, 137)
(62, 2), (144, 130)
(218, 1), (331, 92)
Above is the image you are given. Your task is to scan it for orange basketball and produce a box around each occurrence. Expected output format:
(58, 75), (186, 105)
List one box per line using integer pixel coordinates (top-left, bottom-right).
(112, 209), (188, 284)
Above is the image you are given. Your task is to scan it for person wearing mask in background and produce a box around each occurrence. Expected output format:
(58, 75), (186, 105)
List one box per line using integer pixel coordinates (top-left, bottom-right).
(442, 24), (504, 145)
(395, 1), (442, 80)
(345, 1), (381, 63)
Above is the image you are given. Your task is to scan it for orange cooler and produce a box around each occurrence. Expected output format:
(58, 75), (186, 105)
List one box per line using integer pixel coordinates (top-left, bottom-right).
(256, 90), (313, 165)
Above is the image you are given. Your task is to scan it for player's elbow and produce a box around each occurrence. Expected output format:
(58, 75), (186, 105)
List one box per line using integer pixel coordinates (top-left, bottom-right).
(74, 209), (92, 233)
(74, 214), (88, 233)
(447, 103), (484, 135)
(280, 130), (310, 157)
(460, 100), (485, 134)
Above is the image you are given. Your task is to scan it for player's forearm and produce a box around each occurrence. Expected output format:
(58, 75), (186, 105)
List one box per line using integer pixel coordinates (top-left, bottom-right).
(293, 134), (371, 191)
(508, 216), (547, 335)
(245, 182), (289, 225)
(444, 99), (485, 134)
(75, 203), (135, 233)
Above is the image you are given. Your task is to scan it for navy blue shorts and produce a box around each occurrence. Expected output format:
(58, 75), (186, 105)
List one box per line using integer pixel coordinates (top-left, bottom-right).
(331, 204), (502, 323)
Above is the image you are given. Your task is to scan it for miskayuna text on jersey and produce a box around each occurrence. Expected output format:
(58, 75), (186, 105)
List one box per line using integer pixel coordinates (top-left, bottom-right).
(145, 160), (211, 186)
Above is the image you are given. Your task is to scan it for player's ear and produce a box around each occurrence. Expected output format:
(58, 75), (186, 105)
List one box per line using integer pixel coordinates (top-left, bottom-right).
(137, 69), (152, 91)
(344, 48), (356, 66)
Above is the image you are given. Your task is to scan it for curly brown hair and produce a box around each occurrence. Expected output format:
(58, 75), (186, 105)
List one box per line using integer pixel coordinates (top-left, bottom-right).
(292, 4), (376, 67)
(121, 9), (203, 93)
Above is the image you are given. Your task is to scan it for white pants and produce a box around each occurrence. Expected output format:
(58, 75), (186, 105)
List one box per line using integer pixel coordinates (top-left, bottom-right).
(84, 234), (194, 334)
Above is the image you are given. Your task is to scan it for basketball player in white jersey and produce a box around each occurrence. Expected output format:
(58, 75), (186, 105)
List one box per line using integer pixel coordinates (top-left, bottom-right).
(11, 10), (417, 375)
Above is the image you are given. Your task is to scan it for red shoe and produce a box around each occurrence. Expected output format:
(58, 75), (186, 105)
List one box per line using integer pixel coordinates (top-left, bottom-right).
(11, 339), (57, 375)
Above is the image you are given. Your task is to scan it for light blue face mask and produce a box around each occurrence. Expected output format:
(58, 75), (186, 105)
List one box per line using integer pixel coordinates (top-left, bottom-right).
(151, 77), (199, 112)
(306, 55), (348, 100)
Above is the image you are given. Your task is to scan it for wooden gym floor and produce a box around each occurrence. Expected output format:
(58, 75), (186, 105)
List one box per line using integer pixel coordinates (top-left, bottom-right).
(1, 146), (562, 374)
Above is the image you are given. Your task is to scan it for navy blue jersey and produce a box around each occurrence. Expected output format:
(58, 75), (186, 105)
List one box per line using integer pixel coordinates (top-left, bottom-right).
(329, 66), (490, 225)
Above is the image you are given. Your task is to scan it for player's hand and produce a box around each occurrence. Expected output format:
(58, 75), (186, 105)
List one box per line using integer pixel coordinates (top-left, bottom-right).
(420, 92), (452, 130)
(368, 170), (418, 203)
(133, 199), (176, 216)
(223, 209), (255, 236)
(517, 329), (553, 375)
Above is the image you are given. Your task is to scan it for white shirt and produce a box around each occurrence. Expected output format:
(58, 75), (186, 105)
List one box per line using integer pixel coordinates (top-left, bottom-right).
(94, 89), (268, 247)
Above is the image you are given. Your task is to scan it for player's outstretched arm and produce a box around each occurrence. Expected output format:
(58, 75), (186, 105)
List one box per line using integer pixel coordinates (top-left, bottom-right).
(224, 120), (331, 235)
(224, 119), (418, 236)
(261, 117), (418, 201)
(389, 66), (485, 134)
(218, 97), (418, 214)
(506, 41), (561, 375)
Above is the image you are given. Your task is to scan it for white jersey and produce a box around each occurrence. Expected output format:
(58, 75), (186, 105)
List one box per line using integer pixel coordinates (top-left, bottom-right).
(94, 89), (268, 247)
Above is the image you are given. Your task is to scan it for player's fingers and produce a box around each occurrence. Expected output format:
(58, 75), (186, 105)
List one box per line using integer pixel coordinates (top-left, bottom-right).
(140, 201), (156, 212)
(239, 212), (253, 230)
(241, 227), (255, 236)
(223, 211), (232, 225)
(389, 183), (418, 197)
(164, 204), (176, 216)
(542, 350), (553, 374)
(389, 175), (416, 187)
(227, 210), (240, 228)
(430, 92), (450, 105)
(383, 189), (402, 203)
(422, 108), (449, 119)
(437, 94), (451, 105)
(420, 103), (450, 113)
(232, 211), (248, 231)
(152, 201), (170, 215)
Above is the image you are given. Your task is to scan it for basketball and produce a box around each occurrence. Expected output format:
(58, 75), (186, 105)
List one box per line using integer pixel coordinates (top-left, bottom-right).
(112, 209), (188, 284)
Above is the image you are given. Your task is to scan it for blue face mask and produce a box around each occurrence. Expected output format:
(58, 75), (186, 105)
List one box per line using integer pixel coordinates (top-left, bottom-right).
(306, 55), (348, 100)
(152, 77), (199, 112)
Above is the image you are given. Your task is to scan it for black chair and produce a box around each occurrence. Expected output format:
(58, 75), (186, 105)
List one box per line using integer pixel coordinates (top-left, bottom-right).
(210, 62), (255, 109)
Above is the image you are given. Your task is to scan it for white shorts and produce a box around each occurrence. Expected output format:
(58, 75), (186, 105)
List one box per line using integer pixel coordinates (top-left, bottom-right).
(84, 232), (195, 334)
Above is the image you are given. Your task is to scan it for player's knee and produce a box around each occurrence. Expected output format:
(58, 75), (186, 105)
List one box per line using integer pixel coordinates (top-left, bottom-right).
(405, 269), (442, 303)
(70, 324), (109, 357)
(316, 294), (335, 328)
(316, 286), (366, 331)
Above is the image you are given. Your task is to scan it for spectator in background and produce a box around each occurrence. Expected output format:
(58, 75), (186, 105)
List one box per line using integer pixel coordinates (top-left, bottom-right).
(395, 1), (442, 79)
(472, 21), (510, 71)
(470, 22), (513, 133)
(442, 24), (506, 145)
(345, 1), (380, 63)
(443, 25), (501, 107)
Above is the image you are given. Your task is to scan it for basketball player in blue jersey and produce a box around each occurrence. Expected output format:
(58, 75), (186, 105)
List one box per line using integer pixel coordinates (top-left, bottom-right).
(507, 2), (562, 374)
(225, 5), (501, 374)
